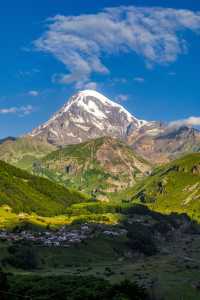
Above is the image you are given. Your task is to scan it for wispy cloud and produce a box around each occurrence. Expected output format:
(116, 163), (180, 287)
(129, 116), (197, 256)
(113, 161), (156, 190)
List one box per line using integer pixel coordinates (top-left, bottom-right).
(0, 105), (35, 116)
(113, 78), (127, 84)
(115, 94), (129, 103)
(169, 116), (200, 128)
(28, 90), (39, 96)
(134, 77), (145, 83)
(17, 69), (40, 78)
(34, 6), (200, 86)
(83, 81), (98, 90)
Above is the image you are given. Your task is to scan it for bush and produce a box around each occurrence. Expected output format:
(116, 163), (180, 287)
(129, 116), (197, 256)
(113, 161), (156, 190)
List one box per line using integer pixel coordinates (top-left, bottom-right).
(126, 223), (157, 256)
(0, 268), (9, 300)
(5, 243), (39, 270)
(8, 275), (150, 300)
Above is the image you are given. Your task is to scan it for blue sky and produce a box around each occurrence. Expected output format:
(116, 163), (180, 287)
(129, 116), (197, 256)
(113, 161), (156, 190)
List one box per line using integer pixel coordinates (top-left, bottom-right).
(0, 0), (200, 138)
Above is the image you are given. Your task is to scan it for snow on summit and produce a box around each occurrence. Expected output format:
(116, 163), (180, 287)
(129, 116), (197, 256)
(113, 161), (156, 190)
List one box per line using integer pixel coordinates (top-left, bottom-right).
(29, 90), (148, 146)
(78, 90), (134, 121)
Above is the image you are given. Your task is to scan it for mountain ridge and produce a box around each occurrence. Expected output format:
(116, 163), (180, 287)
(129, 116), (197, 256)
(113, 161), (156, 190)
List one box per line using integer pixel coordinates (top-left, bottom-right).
(33, 136), (151, 195)
(0, 136), (56, 171)
(27, 89), (200, 164)
(0, 90), (200, 170)
(128, 153), (200, 221)
(130, 124), (200, 163)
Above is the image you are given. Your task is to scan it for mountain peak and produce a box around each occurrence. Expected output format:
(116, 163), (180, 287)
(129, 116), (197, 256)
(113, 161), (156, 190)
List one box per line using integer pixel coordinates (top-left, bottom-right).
(67, 89), (139, 123)
(29, 90), (148, 146)
(78, 89), (110, 101)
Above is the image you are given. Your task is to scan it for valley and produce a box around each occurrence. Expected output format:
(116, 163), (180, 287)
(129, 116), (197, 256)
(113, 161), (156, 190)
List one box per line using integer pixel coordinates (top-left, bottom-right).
(2, 1), (200, 298)
(0, 90), (200, 299)
(1, 206), (200, 299)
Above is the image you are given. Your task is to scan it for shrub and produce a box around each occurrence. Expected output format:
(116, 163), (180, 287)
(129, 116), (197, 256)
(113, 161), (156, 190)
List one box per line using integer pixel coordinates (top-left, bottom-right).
(126, 223), (157, 256)
(6, 243), (39, 270)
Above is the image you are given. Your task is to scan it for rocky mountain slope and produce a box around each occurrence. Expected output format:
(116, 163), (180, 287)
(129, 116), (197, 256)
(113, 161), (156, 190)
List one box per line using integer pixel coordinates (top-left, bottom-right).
(129, 153), (200, 221)
(0, 136), (56, 171)
(33, 136), (151, 195)
(28, 89), (200, 163)
(129, 125), (200, 164)
(29, 89), (148, 146)
(0, 90), (200, 172)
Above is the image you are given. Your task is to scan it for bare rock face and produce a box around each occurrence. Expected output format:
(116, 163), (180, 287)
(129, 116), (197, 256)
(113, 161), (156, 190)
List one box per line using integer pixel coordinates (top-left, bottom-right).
(129, 125), (200, 164)
(29, 90), (148, 146)
(191, 164), (200, 175)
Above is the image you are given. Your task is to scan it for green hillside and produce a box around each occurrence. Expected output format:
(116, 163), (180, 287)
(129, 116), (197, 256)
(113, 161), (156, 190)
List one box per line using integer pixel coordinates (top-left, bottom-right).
(130, 153), (200, 221)
(33, 136), (151, 195)
(0, 160), (91, 217)
(0, 136), (56, 171)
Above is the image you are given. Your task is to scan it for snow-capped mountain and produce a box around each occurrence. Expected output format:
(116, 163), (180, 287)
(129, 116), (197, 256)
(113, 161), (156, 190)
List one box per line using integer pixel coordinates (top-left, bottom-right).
(27, 89), (200, 163)
(29, 90), (149, 146)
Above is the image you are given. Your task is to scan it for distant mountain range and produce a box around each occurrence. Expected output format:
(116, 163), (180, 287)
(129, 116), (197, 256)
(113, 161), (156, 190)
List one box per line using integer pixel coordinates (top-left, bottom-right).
(0, 89), (199, 195)
(28, 89), (200, 163)
(0, 89), (200, 226)
(0, 136), (56, 171)
(0, 136), (16, 144)
(129, 124), (200, 164)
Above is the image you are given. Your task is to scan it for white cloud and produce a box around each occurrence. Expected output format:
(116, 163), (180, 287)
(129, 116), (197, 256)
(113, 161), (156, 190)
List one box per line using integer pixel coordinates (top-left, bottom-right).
(0, 105), (34, 116)
(0, 108), (17, 114)
(28, 90), (39, 96)
(115, 94), (129, 103)
(169, 116), (200, 128)
(34, 6), (200, 86)
(113, 78), (127, 84)
(134, 77), (145, 83)
(18, 69), (40, 78)
(109, 77), (127, 86)
(52, 73), (98, 90)
(83, 81), (98, 90)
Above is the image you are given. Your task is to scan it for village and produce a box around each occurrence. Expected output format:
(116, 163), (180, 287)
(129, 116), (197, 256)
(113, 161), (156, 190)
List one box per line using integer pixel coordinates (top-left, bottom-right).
(0, 224), (127, 247)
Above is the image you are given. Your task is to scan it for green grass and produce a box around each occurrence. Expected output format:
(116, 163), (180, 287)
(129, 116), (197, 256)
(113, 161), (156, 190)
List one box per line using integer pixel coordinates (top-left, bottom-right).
(0, 205), (123, 230)
(1, 229), (200, 299)
(0, 136), (55, 171)
(0, 160), (91, 217)
(33, 136), (150, 194)
(0, 148), (200, 299)
(127, 153), (200, 222)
